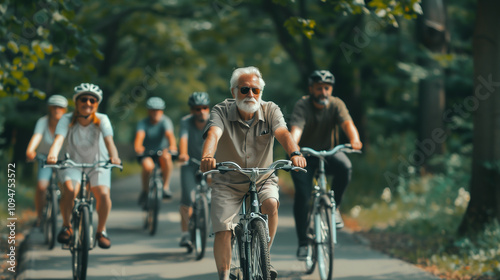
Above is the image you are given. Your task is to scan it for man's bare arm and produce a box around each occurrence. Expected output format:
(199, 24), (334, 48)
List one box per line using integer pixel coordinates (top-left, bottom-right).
(341, 120), (363, 150)
(200, 126), (222, 172)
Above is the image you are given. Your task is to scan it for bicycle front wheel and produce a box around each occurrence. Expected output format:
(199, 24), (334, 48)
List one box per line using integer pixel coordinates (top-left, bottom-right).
(249, 219), (271, 280)
(316, 201), (334, 280)
(147, 180), (162, 235)
(191, 193), (209, 260)
(72, 206), (90, 280)
(45, 186), (58, 250)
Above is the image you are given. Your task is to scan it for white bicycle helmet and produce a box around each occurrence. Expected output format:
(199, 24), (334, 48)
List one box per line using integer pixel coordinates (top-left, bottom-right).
(146, 97), (165, 110)
(47, 94), (68, 108)
(73, 83), (103, 104)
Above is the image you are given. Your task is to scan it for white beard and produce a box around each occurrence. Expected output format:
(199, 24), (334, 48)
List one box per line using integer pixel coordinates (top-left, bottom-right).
(236, 95), (261, 114)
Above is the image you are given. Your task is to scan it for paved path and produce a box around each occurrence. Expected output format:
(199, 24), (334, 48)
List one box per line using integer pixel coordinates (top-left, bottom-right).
(17, 168), (439, 280)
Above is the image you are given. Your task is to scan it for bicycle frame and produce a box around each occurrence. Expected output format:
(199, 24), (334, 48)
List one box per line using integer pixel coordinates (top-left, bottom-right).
(205, 160), (305, 280)
(72, 168), (95, 250)
(313, 158), (337, 244)
(239, 177), (270, 243)
(301, 144), (361, 280)
(44, 157), (122, 280)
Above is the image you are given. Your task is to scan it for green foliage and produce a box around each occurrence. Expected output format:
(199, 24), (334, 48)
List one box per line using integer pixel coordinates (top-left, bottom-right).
(284, 17), (316, 39)
(0, 0), (101, 98)
(280, 0), (422, 30)
(428, 221), (500, 278)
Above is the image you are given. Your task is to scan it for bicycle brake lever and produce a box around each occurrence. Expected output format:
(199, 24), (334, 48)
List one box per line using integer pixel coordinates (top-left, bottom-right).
(218, 165), (232, 174)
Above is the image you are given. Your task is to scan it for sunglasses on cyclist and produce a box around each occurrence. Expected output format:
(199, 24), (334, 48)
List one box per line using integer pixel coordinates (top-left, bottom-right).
(239, 87), (261, 95)
(78, 97), (98, 104)
(192, 106), (209, 112)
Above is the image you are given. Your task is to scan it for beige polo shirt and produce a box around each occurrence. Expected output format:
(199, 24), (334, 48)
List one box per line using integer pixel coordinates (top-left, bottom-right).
(204, 98), (287, 185)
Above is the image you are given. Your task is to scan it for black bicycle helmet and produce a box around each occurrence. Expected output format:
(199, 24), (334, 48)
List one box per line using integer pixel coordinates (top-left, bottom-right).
(308, 70), (335, 85)
(188, 92), (210, 107)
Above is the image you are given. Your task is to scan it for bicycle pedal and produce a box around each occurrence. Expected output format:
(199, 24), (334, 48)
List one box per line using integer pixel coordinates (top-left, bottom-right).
(229, 268), (242, 280)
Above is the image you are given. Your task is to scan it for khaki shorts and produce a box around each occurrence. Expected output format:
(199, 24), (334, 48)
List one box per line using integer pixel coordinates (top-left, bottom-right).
(210, 173), (280, 233)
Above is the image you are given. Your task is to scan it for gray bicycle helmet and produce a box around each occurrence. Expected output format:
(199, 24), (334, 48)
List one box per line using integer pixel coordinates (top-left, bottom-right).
(73, 83), (103, 104)
(146, 97), (165, 110)
(47, 94), (68, 108)
(308, 70), (335, 85)
(188, 92), (210, 107)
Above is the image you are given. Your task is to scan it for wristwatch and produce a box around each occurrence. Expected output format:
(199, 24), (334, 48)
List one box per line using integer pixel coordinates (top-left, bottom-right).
(290, 151), (302, 158)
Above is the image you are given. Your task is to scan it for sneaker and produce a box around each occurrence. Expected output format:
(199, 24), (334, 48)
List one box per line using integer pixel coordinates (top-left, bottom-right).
(296, 245), (308, 260)
(162, 189), (172, 199)
(270, 264), (278, 280)
(179, 234), (192, 248)
(57, 226), (73, 244)
(96, 231), (111, 249)
(138, 191), (147, 207)
(335, 208), (344, 229)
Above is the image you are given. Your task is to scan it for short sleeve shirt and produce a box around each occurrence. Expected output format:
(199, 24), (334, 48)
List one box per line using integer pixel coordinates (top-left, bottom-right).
(136, 115), (174, 151)
(55, 112), (113, 163)
(289, 95), (352, 151)
(179, 114), (205, 160)
(33, 115), (54, 155)
(204, 98), (287, 185)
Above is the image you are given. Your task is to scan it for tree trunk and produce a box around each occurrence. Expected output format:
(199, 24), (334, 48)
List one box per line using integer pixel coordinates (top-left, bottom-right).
(458, 0), (500, 235)
(416, 0), (447, 168)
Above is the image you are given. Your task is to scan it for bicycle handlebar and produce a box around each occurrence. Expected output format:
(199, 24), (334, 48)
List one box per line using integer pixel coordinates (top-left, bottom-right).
(189, 158), (202, 166)
(203, 159), (306, 178)
(138, 149), (179, 160)
(301, 144), (362, 159)
(43, 158), (123, 171)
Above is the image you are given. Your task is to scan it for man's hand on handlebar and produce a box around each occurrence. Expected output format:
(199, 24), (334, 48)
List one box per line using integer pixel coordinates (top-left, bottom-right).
(178, 153), (189, 163)
(350, 140), (363, 150)
(46, 154), (58, 164)
(290, 154), (307, 169)
(109, 156), (121, 165)
(201, 157), (216, 173)
(135, 146), (146, 156)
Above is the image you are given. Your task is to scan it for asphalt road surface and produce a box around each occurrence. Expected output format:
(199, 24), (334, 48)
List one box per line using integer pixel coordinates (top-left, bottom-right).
(16, 168), (439, 280)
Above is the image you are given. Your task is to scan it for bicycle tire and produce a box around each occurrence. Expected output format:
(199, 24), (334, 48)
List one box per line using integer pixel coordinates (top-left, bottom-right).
(316, 201), (334, 280)
(147, 179), (161, 235)
(230, 225), (244, 280)
(72, 206), (90, 280)
(191, 193), (209, 260)
(304, 220), (317, 274)
(249, 219), (271, 280)
(46, 186), (58, 250)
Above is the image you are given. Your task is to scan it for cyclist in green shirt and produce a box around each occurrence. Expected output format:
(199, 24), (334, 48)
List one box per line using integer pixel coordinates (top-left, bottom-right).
(289, 70), (362, 259)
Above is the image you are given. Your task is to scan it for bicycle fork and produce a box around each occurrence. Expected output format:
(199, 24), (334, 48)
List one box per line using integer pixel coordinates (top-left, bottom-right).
(329, 190), (337, 244)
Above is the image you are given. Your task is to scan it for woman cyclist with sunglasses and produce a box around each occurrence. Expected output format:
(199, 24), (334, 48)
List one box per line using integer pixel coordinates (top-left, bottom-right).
(46, 83), (121, 249)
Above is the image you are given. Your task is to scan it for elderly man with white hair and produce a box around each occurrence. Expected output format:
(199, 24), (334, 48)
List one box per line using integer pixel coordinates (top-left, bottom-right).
(201, 66), (306, 280)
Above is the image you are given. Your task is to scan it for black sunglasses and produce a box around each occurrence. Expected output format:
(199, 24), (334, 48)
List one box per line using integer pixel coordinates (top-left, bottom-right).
(239, 87), (261, 95)
(79, 97), (97, 104)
